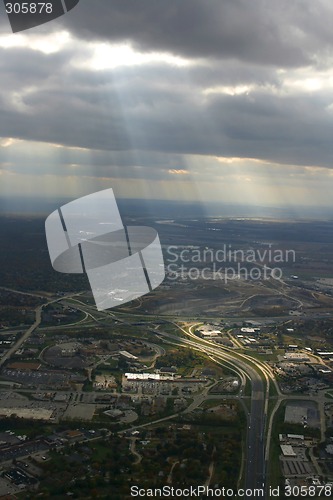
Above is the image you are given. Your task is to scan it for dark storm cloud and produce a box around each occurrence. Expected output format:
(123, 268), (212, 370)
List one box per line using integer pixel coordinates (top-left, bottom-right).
(0, 0), (329, 70)
(58, 0), (332, 67)
(1, 0), (333, 174)
(0, 46), (72, 88)
(187, 62), (279, 88)
(0, 47), (131, 150)
(1, 40), (333, 170)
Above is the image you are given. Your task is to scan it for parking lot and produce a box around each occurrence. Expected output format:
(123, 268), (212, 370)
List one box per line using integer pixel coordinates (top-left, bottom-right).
(0, 477), (21, 496)
(63, 403), (96, 421)
(0, 390), (67, 422)
(0, 439), (48, 462)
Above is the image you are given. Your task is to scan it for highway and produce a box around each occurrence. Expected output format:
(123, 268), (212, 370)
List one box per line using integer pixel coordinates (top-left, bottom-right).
(245, 380), (265, 497)
(62, 299), (270, 493)
(50, 298), (270, 493)
(173, 322), (269, 494)
(3, 291), (327, 494)
(0, 304), (44, 368)
(0, 293), (83, 368)
(148, 323), (267, 495)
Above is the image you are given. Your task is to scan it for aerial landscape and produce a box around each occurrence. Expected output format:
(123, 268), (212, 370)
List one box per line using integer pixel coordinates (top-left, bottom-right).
(0, 212), (333, 499)
(2, 1), (333, 499)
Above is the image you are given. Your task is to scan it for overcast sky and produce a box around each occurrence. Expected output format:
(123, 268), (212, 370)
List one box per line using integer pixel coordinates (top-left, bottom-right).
(1, 0), (333, 213)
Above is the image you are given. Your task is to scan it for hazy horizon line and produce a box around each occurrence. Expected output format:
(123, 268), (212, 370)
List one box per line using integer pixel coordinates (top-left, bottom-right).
(1, 195), (333, 221)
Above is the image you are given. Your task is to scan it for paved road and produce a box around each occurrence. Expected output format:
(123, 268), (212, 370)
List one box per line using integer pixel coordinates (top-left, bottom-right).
(0, 305), (43, 368)
(2, 289), (327, 494)
(0, 293), (81, 368)
(171, 322), (268, 495)
(245, 379), (265, 498)
(152, 325), (267, 494)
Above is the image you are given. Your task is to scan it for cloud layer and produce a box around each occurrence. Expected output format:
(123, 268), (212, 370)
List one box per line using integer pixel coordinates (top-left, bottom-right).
(1, 0), (333, 208)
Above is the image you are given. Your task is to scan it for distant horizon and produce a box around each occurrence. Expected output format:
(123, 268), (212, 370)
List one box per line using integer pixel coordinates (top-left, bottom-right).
(2, 194), (333, 221)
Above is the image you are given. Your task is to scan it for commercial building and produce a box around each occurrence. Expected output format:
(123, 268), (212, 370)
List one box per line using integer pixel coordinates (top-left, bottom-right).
(119, 351), (138, 360)
(283, 353), (310, 362)
(281, 445), (297, 457)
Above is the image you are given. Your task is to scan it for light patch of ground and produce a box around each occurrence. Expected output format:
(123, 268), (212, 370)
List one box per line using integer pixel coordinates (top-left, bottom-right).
(0, 407), (52, 420)
(63, 403), (95, 421)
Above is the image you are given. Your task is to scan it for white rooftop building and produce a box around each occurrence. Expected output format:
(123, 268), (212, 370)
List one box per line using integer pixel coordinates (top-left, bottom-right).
(281, 445), (296, 457)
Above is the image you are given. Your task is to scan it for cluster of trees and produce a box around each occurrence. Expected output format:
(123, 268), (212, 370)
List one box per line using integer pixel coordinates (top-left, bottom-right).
(156, 348), (203, 369)
(0, 216), (90, 293)
(139, 425), (242, 489)
(0, 306), (35, 326)
(0, 416), (47, 438)
(0, 291), (44, 308)
(35, 436), (134, 498)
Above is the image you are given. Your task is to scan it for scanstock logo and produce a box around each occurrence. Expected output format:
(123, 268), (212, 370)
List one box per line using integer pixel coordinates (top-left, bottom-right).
(45, 189), (165, 311)
(4, 0), (80, 33)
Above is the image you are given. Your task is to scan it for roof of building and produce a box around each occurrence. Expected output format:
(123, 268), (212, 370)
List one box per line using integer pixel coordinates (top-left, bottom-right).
(119, 350), (138, 360)
(66, 430), (83, 438)
(281, 445), (297, 457)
